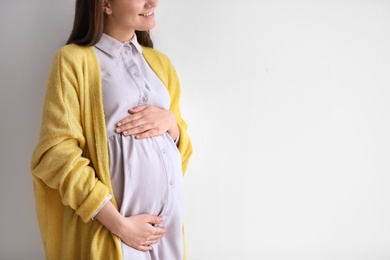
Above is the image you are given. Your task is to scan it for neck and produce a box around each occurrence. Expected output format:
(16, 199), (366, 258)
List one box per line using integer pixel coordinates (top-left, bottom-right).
(104, 24), (135, 43)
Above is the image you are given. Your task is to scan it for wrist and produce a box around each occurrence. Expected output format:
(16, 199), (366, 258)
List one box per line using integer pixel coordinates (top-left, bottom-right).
(95, 201), (125, 237)
(112, 216), (126, 238)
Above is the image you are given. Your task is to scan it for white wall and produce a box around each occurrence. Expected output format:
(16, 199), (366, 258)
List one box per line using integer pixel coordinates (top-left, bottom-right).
(1, 1), (74, 259)
(1, 0), (390, 259)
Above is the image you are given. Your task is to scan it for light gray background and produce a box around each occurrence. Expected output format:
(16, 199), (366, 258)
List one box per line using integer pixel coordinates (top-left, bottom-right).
(1, 0), (390, 259)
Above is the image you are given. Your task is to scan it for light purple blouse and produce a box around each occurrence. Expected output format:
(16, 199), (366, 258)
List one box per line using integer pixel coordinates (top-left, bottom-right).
(94, 33), (183, 260)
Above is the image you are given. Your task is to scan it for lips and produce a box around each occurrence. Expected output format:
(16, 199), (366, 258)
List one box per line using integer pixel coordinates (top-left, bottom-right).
(139, 11), (154, 17)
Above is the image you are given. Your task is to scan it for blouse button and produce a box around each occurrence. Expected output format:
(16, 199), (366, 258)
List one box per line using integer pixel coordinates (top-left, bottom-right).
(142, 96), (148, 102)
(133, 72), (139, 77)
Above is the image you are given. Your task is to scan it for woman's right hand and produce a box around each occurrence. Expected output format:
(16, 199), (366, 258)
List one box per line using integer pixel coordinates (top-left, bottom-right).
(119, 214), (166, 251)
(95, 201), (165, 252)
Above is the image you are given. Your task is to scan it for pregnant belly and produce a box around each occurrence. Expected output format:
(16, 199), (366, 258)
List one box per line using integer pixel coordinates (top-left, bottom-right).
(107, 133), (182, 217)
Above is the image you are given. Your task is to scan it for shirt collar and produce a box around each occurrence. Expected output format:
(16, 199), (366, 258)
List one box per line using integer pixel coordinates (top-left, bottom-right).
(95, 33), (143, 58)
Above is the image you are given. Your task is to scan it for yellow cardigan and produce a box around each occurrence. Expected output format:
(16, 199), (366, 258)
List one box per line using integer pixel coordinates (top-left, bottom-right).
(31, 44), (192, 259)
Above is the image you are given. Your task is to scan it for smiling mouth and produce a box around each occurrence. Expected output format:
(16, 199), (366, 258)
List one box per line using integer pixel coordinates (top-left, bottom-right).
(139, 11), (154, 17)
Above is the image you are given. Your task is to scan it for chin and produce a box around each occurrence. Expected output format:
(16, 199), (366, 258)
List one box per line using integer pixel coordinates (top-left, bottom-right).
(139, 22), (156, 31)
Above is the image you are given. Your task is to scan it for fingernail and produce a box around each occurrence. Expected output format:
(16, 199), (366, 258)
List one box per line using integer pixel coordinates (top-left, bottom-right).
(117, 122), (122, 127)
(123, 131), (128, 135)
(116, 128), (121, 133)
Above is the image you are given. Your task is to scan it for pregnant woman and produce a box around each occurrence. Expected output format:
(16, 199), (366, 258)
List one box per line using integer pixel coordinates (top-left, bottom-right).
(30, 0), (192, 259)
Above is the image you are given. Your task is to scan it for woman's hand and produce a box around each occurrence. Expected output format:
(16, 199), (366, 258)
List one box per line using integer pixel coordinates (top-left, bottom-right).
(95, 202), (165, 252)
(119, 214), (166, 252)
(115, 105), (179, 140)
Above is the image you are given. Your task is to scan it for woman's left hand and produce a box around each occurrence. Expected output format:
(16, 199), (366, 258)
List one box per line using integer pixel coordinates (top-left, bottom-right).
(116, 105), (179, 140)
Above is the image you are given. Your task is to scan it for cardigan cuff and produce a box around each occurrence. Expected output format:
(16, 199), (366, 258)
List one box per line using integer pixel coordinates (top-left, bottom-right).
(75, 181), (110, 222)
(92, 194), (112, 220)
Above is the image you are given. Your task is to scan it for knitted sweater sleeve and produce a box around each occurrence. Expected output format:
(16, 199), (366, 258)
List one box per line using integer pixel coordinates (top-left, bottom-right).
(30, 48), (109, 222)
(166, 60), (193, 174)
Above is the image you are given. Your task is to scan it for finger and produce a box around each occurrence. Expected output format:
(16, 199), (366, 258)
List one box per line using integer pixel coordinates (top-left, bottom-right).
(116, 113), (142, 128)
(145, 215), (164, 225)
(151, 227), (166, 236)
(133, 129), (160, 139)
(141, 235), (163, 247)
(147, 234), (165, 242)
(147, 235), (163, 241)
(144, 238), (160, 246)
(116, 120), (143, 134)
(122, 124), (155, 137)
(129, 105), (149, 113)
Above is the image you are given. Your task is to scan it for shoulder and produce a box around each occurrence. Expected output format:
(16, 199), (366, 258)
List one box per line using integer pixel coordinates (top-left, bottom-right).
(142, 47), (179, 80)
(53, 44), (96, 66)
(142, 47), (181, 92)
(142, 47), (174, 68)
(57, 44), (93, 56)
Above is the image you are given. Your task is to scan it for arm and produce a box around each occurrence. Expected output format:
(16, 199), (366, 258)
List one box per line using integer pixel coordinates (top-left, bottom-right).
(166, 62), (192, 173)
(31, 48), (166, 250)
(31, 49), (109, 222)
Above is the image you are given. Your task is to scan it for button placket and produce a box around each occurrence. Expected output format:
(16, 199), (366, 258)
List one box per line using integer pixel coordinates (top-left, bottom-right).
(122, 44), (132, 57)
(124, 63), (149, 105)
(154, 137), (176, 219)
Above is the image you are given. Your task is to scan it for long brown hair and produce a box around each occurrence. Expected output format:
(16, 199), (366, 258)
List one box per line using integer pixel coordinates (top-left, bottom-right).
(66, 0), (153, 48)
